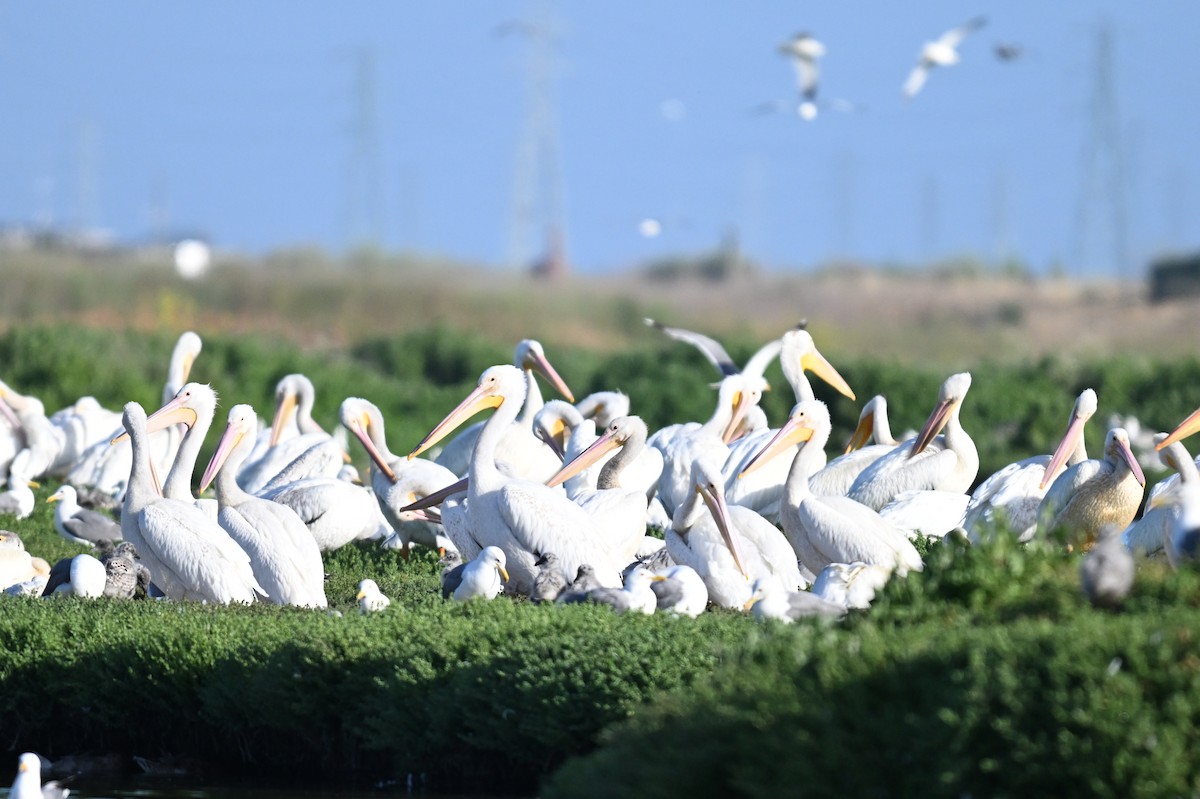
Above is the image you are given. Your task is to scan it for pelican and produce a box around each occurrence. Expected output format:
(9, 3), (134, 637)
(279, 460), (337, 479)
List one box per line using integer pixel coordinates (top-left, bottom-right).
(778, 31), (825, 120)
(1036, 427), (1146, 550)
(356, 578), (391, 613)
(115, 402), (263, 604)
(808, 395), (903, 497)
(67, 330), (202, 498)
(342, 397), (459, 554)
(963, 388), (1097, 543)
(722, 329), (857, 519)
(1123, 434), (1198, 556)
(903, 16), (987, 99)
(574, 390), (630, 429)
(200, 404), (329, 608)
(847, 372), (978, 511)
(433, 339), (574, 482)
(10, 752), (70, 799)
(1168, 483), (1200, 567)
(410, 364), (624, 596)
(741, 399), (923, 577)
(0, 382), (61, 481)
(743, 577), (845, 622)
(547, 415), (662, 564)
(532, 400), (587, 463)
(46, 484), (121, 545)
(0, 532), (38, 591)
(0, 395), (21, 480)
(666, 456), (806, 609)
(46, 395), (122, 476)
(451, 545), (509, 601)
(238, 374), (343, 494)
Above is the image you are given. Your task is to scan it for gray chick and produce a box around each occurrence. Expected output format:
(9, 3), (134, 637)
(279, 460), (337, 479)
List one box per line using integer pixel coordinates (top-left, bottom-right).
(1081, 525), (1135, 608)
(99, 541), (155, 598)
(440, 551), (466, 600)
(530, 552), (568, 603)
(555, 563), (602, 604)
(103, 556), (139, 599)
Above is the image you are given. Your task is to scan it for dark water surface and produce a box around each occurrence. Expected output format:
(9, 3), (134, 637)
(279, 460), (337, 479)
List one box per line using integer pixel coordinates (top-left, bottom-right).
(1, 781), (516, 799)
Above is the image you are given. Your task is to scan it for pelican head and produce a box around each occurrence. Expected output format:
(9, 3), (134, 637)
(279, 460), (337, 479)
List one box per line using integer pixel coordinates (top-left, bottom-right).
(719, 374), (769, 444)
(844, 395), (887, 455)
(200, 404), (258, 492)
(269, 373), (315, 446)
(532, 400), (583, 461)
(409, 364), (525, 460)
(547, 415), (648, 489)
(909, 372), (972, 458)
(1106, 428), (1146, 488)
(689, 458), (750, 580)
(1040, 388), (1098, 490)
(740, 399), (827, 478)
(779, 330), (856, 402)
(341, 397), (397, 483)
(515, 339), (574, 403)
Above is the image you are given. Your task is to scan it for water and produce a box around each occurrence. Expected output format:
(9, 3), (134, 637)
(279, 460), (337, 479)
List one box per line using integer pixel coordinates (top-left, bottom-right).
(0, 780), (508, 799)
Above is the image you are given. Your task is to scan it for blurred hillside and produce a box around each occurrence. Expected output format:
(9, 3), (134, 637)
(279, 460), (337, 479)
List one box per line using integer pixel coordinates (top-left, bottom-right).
(1, 247), (1195, 367)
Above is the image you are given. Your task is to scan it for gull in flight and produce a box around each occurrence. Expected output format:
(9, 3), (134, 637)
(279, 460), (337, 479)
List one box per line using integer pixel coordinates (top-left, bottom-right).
(903, 16), (987, 99)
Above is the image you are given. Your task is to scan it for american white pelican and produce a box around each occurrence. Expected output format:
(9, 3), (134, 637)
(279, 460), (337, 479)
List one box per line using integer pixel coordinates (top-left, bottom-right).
(1123, 434), (1197, 556)
(808, 395), (903, 497)
(574, 390), (630, 429)
(1081, 525), (1135, 608)
(723, 329), (857, 519)
(666, 456), (806, 609)
(0, 382), (61, 481)
(903, 16), (987, 99)
(0, 396), (20, 481)
(847, 372), (978, 511)
(743, 577), (846, 622)
(879, 489), (969, 539)
(200, 404), (329, 608)
(650, 564), (708, 617)
(410, 364), (625, 596)
(434, 339), (574, 482)
(532, 400), (586, 463)
(11, 752), (70, 799)
(238, 374), (343, 494)
(811, 561), (892, 609)
(778, 31), (825, 120)
(0, 532), (38, 591)
(450, 545), (509, 601)
(342, 397), (459, 554)
(560, 566), (661, 614)
(356, 578), (391, 613)
(741, 399), (923, 577)
(531, 551), (569, 603)
(117, 402), (263, 604)
(67, 331), (202, 497)
(963, 388), (1097, 543)
(1036, 427), (1146, 550)
(1168, 483), (1200, 567)
(46, 395), (122, 476)
(547, 415), (661, 564)
(46, 484), (121, 545)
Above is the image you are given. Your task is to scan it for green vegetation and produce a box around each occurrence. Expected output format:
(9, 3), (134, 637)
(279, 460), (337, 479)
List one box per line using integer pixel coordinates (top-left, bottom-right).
(2, 323), (1200, 795)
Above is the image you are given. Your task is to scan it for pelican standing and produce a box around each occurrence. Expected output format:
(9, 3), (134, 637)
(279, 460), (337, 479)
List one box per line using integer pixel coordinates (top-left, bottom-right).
(741, 399), (923, 577)
(411, 365), (626, 596)
(116, 402), (263, 604)
(847, 372), (978, 511)
(1036, 428), (1145, 550)
(201, 404), (328, 608)
(963, 388), (1097, 543)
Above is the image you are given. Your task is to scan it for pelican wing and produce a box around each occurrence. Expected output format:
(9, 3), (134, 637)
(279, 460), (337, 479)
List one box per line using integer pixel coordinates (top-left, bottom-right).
(645, 318), (738, 377)
(139, 502), (261, 603)
(938, 16), (986, 49)
(902, 63), (930, 98)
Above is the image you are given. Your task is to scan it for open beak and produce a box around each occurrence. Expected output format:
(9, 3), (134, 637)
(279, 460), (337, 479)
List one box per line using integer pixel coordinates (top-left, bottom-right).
(909, 397), (957, 458)
(843, 408), (875, 455)
(697, 480), (750, 580)
(347, 413), (397, 483)
(1159, 405), (1200, 450)
(739, 416), (814, 478)
(1039, 408), (1089, 490)
(400, 477), (469, 512)
(409, 384), (503, 460)
(546, 429), (620, 488)
(802, 348), (856, 401)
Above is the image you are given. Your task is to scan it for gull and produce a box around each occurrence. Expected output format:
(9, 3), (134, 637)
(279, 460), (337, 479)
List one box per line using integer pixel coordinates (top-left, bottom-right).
(356, 578), (391, 613)
(650, 564), (708, 617)
(778, 31), (824, 120)
(743, 577), (846, 622)
(10, 752), (70, 799)
(46, 484), (121, 546)
(559, 565), (662, 615)
(1081, 525), (1134, 608)
(450, 545), (509, 601)
(903, 16), (987, 99)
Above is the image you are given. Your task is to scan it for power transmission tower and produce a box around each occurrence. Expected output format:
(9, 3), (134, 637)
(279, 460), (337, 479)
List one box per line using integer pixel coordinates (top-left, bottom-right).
(343, 47), (384, 251)
(502, 1), (567, 278)
(1073, 22), (1129, 277)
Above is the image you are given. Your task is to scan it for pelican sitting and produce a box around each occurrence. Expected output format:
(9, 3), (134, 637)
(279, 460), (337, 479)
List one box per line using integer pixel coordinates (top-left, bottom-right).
(201, 404), (329, 608)
(451, 545), (509, 601)
(666, 456), (806, 609)
(434, 339), (574, 482)
(47, 484), (122, 545)
(847, 372), (978, 511)
(0, 382), (62, 481)
(0, 532), (39, 592)
(808, 394), (904, 497)
(741, 399), (923, 577)
(1123, 434), (1199, 556)
(964, 388), (1097, 543)
(410, 364), (625, 596)
(1036, 427), (1146, 550)
(744, 577), (846, 622)
(237, 373), (344, 494)
(356, 578), (391, 613)
(116, 402), (264, 604)
(574, 390), (630, 429)
(342, 397), (459, 554)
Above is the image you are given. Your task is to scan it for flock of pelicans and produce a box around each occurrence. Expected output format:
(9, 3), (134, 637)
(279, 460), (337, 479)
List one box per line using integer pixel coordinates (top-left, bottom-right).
(0, 322), (1198, 629)
(6, 321), (1200, 793)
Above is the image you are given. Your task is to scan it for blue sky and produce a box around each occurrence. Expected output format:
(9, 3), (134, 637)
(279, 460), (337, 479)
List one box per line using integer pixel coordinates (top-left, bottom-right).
(0, 2), (1196, 276)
